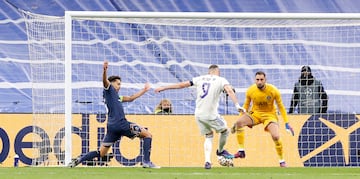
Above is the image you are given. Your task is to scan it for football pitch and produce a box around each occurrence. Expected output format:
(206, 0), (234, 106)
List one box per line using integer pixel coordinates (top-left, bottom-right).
(1, 167), (359, 179)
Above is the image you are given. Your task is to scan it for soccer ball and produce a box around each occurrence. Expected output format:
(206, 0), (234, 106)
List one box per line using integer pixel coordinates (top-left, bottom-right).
(218, 156), (234, 167)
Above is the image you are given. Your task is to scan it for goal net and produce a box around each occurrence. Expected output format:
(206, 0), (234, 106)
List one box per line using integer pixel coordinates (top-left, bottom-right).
(22, 11), (360, 167)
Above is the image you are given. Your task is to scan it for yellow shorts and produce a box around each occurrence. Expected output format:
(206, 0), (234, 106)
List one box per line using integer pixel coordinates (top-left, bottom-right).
(247, 111), (278, 130)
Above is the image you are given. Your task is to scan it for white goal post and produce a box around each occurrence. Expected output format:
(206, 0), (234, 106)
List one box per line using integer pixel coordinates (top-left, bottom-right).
(23, 11), (360, 167)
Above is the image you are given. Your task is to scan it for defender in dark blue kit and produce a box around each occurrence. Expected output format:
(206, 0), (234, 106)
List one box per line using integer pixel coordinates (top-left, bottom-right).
(68, 60), (160, 168)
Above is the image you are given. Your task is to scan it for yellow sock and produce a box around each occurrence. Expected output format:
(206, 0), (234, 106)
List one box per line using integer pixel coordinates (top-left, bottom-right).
(236, 127), (245, 149)
(274, 139), (284, 161)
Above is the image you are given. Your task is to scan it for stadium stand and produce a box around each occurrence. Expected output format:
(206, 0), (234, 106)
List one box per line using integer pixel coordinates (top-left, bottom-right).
(0, 0), (360, 114)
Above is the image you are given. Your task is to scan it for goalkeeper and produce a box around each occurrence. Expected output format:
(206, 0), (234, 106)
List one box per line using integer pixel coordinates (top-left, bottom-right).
(68, 60), (160, 168)
(231, 71), (294, 167)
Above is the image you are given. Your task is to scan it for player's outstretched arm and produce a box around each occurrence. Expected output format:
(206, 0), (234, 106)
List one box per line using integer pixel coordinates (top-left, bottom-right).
(122, 82), (151, 102)
(154, 81), (191, 93)
(103, 60), (110, 88)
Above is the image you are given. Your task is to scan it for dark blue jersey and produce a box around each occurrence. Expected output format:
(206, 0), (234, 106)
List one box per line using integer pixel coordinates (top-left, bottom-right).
(103, 84), (128, 129)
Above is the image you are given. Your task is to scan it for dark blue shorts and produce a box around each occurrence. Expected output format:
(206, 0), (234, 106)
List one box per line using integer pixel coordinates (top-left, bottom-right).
(102, 122), (141, 147)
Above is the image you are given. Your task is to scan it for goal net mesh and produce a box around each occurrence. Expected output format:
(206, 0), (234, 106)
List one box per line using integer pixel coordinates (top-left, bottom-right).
(22, 11), (360, 167)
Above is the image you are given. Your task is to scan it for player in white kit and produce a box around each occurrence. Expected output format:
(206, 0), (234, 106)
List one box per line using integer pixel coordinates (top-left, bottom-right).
(154, 65), (245, 169)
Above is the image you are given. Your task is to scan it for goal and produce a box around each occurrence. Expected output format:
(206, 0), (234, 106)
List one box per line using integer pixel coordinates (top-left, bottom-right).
(22, 11), (360, 167)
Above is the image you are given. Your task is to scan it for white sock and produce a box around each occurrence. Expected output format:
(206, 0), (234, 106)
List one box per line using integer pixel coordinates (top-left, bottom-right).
(218, 130), (229, 152)
(204, 136), (213, 163)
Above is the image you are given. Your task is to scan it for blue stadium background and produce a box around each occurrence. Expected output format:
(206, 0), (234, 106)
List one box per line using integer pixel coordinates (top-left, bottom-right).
(1, 0), (360, 114)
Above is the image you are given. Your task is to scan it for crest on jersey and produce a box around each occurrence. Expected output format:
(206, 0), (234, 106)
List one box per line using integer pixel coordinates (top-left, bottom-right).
(266, 96), (271, 100)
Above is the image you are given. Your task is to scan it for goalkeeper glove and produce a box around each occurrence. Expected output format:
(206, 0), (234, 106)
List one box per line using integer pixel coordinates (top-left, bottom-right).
(285, 123), (294, 136)
(235, 103), (246, 113)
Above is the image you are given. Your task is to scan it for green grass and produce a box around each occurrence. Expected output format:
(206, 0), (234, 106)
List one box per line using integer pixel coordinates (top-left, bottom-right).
(0, 167), (359, 179)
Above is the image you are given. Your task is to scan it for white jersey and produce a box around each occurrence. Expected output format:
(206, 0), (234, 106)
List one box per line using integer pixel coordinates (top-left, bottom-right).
(192, 74), (229, 119)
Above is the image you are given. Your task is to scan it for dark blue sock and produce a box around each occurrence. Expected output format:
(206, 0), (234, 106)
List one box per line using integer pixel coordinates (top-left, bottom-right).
(143, 138), (152, 162)
(78, 151), (100, 163)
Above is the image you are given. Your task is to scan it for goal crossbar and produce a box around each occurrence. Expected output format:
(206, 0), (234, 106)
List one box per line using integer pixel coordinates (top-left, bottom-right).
(65, 11), (360, 19)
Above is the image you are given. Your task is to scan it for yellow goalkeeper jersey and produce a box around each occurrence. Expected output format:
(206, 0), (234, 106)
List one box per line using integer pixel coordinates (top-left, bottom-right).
(243, 83), (289, 123)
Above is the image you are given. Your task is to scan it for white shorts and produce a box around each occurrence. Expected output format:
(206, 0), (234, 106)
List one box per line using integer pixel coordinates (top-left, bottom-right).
(195, 115), (228, 135)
